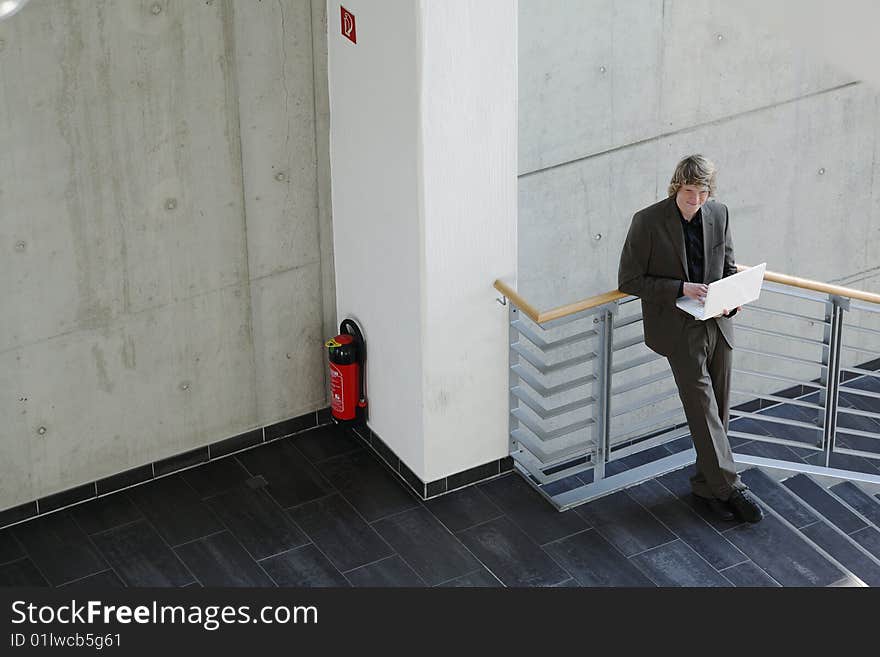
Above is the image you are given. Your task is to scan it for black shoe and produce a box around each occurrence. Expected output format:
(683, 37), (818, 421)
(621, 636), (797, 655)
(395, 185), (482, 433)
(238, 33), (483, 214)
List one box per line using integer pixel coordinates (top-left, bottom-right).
(726, 489), (764, 523)
(693, 493), (735, 521)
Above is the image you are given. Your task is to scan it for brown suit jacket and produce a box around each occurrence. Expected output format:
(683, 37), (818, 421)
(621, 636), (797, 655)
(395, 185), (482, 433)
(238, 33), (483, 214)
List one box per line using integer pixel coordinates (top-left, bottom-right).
(617, 196), (736, 357)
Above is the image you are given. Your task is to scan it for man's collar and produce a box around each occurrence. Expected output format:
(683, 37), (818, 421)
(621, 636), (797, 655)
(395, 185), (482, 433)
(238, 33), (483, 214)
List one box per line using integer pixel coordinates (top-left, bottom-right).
(677, 204), (702, 226)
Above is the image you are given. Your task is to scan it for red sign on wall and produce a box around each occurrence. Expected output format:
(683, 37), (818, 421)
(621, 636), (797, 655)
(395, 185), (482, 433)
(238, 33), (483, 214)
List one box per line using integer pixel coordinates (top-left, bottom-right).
(341, 6), (357, 44)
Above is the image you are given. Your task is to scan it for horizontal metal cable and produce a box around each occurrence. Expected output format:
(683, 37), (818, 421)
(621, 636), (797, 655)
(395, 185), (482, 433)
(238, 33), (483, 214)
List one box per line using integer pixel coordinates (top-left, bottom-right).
(729, 389), (823, 411)
(611, 352), (664, 374)
(614, 313), (644, 329)
(511, 364), (595, 397)
(612, 334), (646, 352)
(839, 386), (880, 402)
(747, 304), (826, 324)
(511, 429), (594, 468)
(611, 368), (673, 395)
(610, 407), (685, 444)
(735, 346), (823, 368)
(728, 430), (822, 451)
(611, 388), (680, 418)
(730, 409), (821, 432)
(511, 385), (595, 420)
(841, 344), (880, 357)
(842, 323), (880, 337)
(736, 324), (826, 346)
(512, 319), (597, 352)
(511, 342), (596, 375)
(733, 367), (825, 388)
(511, 408), (595, 442)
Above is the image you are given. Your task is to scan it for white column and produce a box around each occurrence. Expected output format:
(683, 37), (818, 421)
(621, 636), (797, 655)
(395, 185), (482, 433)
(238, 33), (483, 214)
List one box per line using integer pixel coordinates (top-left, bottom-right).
(327, 0), (517, 482)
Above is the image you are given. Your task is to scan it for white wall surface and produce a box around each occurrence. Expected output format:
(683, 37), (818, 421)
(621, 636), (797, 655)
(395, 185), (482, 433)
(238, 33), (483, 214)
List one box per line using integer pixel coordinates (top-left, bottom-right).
(420, 0), (517, 481)
(328, 0), (517, 481)
(327, 0), (426, 473)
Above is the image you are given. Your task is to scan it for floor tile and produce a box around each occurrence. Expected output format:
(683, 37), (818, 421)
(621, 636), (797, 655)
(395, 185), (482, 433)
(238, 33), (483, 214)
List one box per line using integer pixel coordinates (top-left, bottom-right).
(830, 481), (880, 527)
(424, 485), (503, 532)
(59, 570), (126, 588)
(718, 560), (780, 587)
(849, 527), (880, 560)
(344, 556), (425, 587)
(175, 532), (274, 587)
(626, 479), (746, 569)
(0, 558), (49, 587)
(70, 494), (144, 535)
(182, 458), (253, 499)
(260, 545), (349, 587)
(13, 512), (108, 586)
(288, 494), (393, 572)
(574, 490), (676, 557)
(740, 469), (818, 529)
(436, 568), (503, 587)
(630, 540), (732, 587)
(456, 517), (570, 587)
(478, 474), (588, 545)
(783, 475), (867, 534)
(799, 521), (880, 587)
(372, 507), (481, 586)
(723, 514), (844, 586)
(236, 438), (335, 508)
(543, 529), (655, 587)
(126, 475), (223, 546)
(0, 529), (24, 564)
(207, 485), (309, 560)
(92, 520), (194, 587)
(317, 450), (418, 522)
(291, 424), (363, 464)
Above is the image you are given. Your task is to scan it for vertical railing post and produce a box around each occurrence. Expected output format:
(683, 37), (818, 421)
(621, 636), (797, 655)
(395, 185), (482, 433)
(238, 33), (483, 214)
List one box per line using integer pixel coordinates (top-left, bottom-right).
(508, 303), (520, 460)
(592, 305), (615, 480)
(820, 295), (847, 467)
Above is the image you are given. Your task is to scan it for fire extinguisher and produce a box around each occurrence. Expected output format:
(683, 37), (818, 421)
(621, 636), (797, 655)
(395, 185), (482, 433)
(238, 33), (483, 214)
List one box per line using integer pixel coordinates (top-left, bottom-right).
(325, 319), (367, 422)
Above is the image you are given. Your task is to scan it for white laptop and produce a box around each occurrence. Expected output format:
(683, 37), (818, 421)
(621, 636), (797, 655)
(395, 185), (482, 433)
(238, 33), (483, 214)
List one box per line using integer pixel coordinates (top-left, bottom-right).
(676, 263), (766, 321)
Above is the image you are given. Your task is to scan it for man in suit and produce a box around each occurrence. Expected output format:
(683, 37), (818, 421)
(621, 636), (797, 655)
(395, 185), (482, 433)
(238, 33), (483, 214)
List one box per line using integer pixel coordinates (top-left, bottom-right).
(618, 155), (763, 523)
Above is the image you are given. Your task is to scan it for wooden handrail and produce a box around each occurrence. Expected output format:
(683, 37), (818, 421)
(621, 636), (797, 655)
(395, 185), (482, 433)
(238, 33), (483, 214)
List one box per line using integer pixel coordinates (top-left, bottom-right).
(495, 265), (880, 325)
(736, 265), (880, 305)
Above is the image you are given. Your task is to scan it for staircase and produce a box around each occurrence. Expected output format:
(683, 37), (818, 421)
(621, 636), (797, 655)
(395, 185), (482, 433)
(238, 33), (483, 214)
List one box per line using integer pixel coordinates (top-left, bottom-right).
(688, 466), (880, 586)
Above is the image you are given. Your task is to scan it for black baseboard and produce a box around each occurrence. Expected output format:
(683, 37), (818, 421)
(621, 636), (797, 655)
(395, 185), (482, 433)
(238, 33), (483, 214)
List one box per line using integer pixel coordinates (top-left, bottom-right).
(345, 421), (513, 500)
(0, 408), (328, 531)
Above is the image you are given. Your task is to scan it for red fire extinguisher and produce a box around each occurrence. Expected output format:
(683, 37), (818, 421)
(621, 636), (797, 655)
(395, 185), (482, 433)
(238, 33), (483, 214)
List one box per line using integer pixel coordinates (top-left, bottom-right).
(325, 319), (367, 422)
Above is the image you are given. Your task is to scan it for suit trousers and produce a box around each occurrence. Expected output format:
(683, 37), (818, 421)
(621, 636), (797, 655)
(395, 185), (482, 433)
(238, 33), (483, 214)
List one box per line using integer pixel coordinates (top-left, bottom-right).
(666, 318), (745, 500)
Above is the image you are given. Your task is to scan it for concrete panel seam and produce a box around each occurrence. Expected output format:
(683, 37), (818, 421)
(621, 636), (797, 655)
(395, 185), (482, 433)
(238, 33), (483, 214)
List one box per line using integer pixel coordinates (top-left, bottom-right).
(519, 81), (862, 180)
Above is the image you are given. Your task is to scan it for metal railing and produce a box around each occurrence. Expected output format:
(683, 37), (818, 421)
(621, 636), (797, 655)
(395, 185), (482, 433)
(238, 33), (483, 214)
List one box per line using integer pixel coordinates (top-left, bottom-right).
(494, 269), (880, 511)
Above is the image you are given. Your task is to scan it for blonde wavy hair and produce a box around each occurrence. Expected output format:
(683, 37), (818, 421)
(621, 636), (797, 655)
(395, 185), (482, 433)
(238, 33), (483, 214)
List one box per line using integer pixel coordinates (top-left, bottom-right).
(667, 154), (717, 198)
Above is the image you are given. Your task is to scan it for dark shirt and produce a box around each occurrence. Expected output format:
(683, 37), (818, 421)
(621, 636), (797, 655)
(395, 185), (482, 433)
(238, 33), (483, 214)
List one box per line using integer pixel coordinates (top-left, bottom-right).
(681, 207), (704, 285)
(676, 204), (737, 317)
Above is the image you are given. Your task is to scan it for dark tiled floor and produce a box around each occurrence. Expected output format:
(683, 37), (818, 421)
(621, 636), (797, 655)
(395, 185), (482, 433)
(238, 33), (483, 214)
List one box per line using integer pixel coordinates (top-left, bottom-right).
(3, 409), (880, 587)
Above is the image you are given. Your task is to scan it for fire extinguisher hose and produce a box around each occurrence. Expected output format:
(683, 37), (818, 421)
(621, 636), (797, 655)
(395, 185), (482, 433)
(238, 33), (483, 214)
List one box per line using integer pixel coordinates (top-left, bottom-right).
(339, 319), (367, 408)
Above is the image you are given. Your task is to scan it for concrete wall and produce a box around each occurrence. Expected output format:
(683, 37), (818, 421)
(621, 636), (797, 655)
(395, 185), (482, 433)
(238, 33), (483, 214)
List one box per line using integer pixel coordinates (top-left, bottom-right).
(328, 0), (517, 482)
(0, 0), (333, 510)
(518, 0), (880, 446)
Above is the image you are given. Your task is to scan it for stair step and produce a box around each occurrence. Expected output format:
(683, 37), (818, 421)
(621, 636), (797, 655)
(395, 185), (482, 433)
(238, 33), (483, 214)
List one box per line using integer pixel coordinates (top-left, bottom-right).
(740, 469), (818, 529)
(782, 475), (868, 535)
(829, 481), (880, 528)
(798, 521), (880, 586)
(721, 512), (845, 587)
(739, 469), (880, 585)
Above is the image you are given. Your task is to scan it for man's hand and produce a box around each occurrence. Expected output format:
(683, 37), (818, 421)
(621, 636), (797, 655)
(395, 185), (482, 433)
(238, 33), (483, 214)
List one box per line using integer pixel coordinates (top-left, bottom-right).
(717, 306), (742, 318)
(683, 282), (708, 303)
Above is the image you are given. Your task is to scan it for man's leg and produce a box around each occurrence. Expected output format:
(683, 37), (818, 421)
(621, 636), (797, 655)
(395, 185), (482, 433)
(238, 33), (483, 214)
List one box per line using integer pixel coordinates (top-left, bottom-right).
(667, 322), (742, 500)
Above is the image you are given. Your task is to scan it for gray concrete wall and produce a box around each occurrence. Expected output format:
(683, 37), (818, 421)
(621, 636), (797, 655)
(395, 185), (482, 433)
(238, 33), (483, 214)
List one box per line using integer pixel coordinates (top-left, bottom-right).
(518, 0), (880, 447)
(0, 0), (333, 509)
